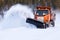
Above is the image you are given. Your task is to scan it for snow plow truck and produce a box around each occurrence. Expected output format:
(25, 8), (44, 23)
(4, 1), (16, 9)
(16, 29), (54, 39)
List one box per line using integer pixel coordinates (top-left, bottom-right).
(26, 6), (56, 28)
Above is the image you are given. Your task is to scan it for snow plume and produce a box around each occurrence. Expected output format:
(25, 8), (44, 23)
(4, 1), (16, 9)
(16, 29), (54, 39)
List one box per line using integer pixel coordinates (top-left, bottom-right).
(0, 4), (36, 29)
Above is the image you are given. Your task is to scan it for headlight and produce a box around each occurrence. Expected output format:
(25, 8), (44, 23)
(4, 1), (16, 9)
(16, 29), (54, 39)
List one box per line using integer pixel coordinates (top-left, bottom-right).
(36, 13), (39, 15)
(43, 13), (46, 16)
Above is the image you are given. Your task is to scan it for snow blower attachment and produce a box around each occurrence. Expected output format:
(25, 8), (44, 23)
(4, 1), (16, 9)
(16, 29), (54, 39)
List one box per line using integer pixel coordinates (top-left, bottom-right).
(26, 6), (55, 28)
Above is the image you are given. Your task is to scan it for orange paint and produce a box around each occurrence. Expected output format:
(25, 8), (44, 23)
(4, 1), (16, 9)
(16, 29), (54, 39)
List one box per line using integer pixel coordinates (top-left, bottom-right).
(44, 14), (50, 23)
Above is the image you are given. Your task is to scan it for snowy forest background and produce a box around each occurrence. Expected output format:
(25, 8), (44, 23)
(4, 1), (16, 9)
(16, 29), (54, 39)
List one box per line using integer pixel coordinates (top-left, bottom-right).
(0, 0), (60, 18)
(0, 0), (60, 10)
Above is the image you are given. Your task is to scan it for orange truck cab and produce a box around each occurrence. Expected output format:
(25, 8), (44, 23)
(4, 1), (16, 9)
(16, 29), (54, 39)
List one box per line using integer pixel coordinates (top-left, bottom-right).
(34, 6), (55, 27)
(34, 6), (51, 23)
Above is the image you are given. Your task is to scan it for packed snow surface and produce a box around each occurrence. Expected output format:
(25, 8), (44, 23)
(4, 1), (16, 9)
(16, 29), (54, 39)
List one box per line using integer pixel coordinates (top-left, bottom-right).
(0, 4), (60, 40)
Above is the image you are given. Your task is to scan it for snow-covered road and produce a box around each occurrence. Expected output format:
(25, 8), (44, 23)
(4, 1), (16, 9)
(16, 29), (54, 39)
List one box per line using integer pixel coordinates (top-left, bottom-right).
(0, 4), (60, 40)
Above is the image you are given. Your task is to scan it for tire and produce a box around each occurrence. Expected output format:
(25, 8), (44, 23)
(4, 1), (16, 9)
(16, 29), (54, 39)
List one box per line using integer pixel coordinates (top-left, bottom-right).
(51, 21), (55, 27)
(44, 24), (49, 28)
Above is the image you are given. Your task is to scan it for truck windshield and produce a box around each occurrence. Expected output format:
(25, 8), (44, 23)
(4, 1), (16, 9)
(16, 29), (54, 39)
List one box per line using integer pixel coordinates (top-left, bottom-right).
(36, 10), (48, 16)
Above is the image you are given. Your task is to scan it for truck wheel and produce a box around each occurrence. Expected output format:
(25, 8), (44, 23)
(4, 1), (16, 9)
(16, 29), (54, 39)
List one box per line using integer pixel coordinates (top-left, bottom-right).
(44, 24), (49, 28)
(51, 21), (55, 27)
